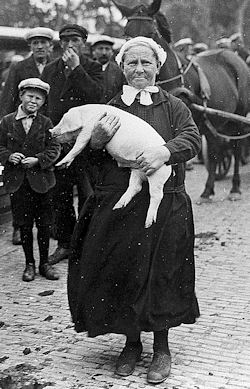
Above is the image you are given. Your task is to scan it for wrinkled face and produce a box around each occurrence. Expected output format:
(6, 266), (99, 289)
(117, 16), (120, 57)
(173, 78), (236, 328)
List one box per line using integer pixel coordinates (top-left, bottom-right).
(122, 45), (160, 89)
(30, 38), (52, 61)
(92, 43), (113, 65)
(60, 35), (86, 56)
(20, 88), (45, 114)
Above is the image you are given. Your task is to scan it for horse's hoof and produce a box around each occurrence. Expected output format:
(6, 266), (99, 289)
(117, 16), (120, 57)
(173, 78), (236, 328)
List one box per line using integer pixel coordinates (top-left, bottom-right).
(196, 197), (213, 205)
(227, 192), (241, 201)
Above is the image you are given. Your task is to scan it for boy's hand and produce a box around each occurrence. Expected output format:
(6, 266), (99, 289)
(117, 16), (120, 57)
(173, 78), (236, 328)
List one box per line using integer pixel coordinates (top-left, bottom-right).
(21, 157), (39, 168)
(8, 152), (25, 165)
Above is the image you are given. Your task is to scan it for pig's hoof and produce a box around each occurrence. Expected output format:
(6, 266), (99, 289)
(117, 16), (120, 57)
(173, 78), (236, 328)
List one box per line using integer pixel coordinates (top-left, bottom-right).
(113, 201), (125, 210)
(113, 196), (131, 209)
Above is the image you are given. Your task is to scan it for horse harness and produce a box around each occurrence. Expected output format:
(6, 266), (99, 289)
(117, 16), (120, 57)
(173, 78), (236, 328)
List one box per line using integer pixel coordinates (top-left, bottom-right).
(157, 52), (250, 140)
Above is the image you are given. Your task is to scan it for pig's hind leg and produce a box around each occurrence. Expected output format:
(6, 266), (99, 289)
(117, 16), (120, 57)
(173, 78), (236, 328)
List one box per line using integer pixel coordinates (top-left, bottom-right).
(145, 164), (172, 228)
(113, 169), (144, 210)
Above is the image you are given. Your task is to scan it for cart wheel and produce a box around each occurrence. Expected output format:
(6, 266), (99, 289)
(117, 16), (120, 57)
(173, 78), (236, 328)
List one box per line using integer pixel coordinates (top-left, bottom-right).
(201, 135), (232, 180)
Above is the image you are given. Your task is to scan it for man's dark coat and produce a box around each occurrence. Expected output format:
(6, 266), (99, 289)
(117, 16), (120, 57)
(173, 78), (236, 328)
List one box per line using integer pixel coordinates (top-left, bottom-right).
(0, 112), (61, 194)
(41, 56), (103, 125)
(100, 60), (124, 103)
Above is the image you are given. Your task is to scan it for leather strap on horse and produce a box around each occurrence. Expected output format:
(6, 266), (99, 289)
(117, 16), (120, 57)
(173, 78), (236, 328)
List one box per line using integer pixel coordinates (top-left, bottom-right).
(203, 117), (250, 140)
(191, 59), (211, 101)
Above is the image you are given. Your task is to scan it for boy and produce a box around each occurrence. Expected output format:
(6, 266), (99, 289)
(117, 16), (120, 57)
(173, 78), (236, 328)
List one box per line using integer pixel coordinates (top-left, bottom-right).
(0, 78), (61, 282)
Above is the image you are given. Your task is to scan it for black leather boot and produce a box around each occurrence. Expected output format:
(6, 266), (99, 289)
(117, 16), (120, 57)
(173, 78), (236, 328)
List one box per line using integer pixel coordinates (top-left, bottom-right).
(115, 341), (142, 376)
(147, 351), (171, 383)
(39, 263), (60, 280)
(48, 246), (71, 265)
(22, 263), (35, 282)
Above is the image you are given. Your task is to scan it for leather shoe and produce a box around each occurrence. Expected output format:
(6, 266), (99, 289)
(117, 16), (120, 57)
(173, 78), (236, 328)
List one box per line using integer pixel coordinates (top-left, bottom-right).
(12, 228), (22, 245)
(39, 263), (60, 280)
(22, 264), (35, 282)
(147, 351), (171, 384)
(48, 246), (71, 265)
(115, 342), (142, 377)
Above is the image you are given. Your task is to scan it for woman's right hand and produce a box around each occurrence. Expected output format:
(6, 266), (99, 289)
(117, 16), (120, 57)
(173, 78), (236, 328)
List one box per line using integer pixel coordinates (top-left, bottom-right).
(90, 113), (121, 150)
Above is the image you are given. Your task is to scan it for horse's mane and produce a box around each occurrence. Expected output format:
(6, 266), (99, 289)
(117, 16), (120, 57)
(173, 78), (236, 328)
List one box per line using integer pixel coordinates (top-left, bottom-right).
(154, 11), (172, 43)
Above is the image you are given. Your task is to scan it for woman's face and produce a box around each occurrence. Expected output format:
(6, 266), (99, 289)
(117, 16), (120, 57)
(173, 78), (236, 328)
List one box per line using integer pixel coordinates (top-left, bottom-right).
(122, 45), (160, 89)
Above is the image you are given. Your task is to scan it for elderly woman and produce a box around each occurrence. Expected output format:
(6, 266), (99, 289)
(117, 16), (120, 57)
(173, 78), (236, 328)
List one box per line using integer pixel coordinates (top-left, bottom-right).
(68, 36), (201, 384)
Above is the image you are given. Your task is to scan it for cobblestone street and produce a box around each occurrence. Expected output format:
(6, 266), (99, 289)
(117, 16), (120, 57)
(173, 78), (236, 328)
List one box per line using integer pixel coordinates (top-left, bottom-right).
(0, 162), (250, 389)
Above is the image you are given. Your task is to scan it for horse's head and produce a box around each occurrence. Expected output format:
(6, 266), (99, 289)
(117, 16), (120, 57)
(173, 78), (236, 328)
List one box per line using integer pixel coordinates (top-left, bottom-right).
(112, 0), (167, 40)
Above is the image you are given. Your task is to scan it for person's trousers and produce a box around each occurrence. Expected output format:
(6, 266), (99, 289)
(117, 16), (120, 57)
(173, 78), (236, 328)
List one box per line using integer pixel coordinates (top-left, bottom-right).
(52, 162), (93, 247)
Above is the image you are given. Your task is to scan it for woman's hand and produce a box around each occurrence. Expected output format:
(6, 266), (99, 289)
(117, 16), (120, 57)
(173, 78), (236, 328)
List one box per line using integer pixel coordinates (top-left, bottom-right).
(90, 113), (121, 150)
(136, 146), (171, 175)
(21, 157), (39, 169)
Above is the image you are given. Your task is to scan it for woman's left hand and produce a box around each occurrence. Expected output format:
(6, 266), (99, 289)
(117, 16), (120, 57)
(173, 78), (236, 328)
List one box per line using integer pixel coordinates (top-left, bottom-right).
(136, 146), (171, 175)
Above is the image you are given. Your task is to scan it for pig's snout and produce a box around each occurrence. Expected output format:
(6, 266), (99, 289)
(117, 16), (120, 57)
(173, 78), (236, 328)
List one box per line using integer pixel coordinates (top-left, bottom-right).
(49, 127), (61, 137)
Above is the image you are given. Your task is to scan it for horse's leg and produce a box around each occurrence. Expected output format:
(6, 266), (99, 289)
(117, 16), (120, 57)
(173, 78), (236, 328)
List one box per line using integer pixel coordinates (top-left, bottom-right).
(228, 140), (241, 201)
(145, 164), (172, 228)
(199, 136), (216, 203)
(113, 169), (144, 210)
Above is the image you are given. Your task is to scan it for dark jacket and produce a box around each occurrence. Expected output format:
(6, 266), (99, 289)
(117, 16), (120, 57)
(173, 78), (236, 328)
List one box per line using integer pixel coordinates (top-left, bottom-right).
(0, 55), (49, 118)
(0, 112), (61, 194)
(100, 60), (124, 103)
(41, 56), (103, 126)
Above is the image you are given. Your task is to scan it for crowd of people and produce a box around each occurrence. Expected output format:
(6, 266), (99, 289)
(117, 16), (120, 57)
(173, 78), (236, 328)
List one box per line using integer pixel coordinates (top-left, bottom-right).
(173, 32), (250, 64)
(0, 23), (209, 383)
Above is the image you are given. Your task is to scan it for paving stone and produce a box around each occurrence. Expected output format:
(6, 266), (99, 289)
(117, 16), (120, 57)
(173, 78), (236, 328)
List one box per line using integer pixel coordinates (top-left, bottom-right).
(0, 163), (250, 388)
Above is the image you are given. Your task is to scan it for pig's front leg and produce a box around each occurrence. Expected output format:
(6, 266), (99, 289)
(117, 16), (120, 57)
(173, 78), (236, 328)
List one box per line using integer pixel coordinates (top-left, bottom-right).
(56, 123), (94, 168)
(113, 169), (144, 210)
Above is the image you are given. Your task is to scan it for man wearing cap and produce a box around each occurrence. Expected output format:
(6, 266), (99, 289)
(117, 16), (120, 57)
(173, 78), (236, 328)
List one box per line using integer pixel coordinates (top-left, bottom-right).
(42, 24), (103, 265)
(173, 38), (194, 59)
(0, 78), (61, 282)
(0, 27), (54, 245)
(91, 35), (124, 103)
(230, 33), (250, 65)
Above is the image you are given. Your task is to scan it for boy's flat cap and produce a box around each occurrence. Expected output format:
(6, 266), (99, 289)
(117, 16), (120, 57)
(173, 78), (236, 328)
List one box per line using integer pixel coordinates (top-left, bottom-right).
(18, 78), (50, 95)
(59, 24), (88, 40)
(25, 27), (54, 41)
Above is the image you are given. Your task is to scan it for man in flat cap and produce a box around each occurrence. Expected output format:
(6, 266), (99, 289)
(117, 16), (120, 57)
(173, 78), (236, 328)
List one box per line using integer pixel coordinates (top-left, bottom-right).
(0, 27), (54, 245)
(229, 32), (250, 66)
(91, 35), (124, 103)
(173, 38), (194, 59)
(42, 24), (103, 265)
(0, 78), (61, 282)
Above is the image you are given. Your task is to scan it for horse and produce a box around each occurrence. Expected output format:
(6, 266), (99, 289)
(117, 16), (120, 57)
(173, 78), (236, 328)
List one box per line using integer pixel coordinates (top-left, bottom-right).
(112, 0), (250, 202)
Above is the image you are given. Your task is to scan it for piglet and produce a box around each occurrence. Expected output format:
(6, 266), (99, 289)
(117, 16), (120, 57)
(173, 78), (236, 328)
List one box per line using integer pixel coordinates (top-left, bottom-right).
(50, 104), (171, 228)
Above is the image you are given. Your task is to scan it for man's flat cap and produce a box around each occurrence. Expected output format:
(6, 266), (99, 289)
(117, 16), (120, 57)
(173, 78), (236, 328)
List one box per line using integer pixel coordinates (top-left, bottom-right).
(174, 37), (193, 48)
(18, 78), (50, 95)
(59, 24), (88, 40)
(229, 32), (242, 42)
(91, 35), (114, 48)
(25, 27), (54, 41)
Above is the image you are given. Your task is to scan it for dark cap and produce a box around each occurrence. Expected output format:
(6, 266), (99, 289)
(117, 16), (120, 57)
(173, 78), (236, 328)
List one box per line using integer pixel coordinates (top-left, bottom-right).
(59, 24), (88, 40)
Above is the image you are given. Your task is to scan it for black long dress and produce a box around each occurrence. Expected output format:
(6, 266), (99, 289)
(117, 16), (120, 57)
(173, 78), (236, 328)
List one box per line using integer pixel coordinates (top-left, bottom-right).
(68, 88), (201, 338)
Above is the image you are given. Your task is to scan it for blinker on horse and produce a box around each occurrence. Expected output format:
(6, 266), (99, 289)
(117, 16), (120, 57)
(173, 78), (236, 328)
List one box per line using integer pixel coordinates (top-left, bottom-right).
(113, 0), (250, 202)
